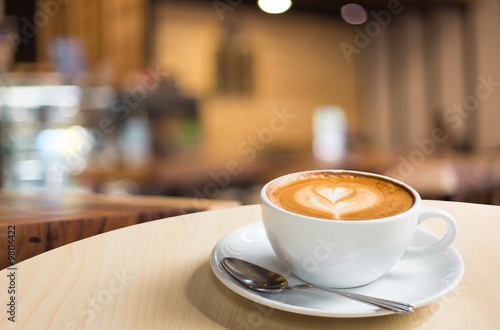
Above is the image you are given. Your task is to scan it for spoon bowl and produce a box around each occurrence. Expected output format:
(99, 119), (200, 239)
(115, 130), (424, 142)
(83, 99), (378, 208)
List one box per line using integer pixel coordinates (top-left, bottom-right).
(221, 257), (414, 314)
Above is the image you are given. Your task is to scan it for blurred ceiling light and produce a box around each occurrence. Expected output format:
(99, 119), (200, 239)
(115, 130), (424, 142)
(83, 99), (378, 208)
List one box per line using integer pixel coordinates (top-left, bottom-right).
(258, 0), (292, 14)
(341, 3), (367, 25)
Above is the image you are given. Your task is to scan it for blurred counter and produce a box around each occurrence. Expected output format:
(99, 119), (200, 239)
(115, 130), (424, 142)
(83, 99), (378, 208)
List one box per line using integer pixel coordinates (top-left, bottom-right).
(77, 151), (500, 205)
(76, 151), (398, 197)
(0, 189), (239, 269)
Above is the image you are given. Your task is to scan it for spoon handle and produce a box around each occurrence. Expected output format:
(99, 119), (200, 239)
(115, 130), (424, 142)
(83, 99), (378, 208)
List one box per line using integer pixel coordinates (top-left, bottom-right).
(290, 284), (414, 313)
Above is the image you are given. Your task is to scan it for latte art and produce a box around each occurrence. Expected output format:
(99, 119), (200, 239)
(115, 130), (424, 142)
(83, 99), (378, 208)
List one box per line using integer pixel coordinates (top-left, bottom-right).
(296, 185), (379, 219)
(267, 172), (414, 220)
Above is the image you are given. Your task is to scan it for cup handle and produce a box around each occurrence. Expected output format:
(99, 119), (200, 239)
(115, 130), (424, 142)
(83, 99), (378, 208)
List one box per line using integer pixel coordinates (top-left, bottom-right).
(404, 206), (457, 258)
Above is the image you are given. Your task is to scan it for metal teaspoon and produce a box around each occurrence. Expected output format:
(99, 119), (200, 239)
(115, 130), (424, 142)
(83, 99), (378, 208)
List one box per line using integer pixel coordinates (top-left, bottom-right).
(221, 257), (414, 314)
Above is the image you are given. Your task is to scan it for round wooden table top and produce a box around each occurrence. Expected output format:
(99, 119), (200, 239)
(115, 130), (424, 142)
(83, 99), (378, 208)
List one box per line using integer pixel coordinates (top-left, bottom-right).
(1, 201), (499, 329)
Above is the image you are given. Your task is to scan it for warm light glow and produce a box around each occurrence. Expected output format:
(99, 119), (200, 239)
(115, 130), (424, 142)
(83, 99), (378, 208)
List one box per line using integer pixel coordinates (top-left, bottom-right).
(341, 3), (367, 25)
(258, 0), (292, 14)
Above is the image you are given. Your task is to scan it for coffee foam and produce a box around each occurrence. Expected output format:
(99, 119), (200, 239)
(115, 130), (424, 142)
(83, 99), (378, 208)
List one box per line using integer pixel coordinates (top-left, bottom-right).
(267, 172), (414, 220)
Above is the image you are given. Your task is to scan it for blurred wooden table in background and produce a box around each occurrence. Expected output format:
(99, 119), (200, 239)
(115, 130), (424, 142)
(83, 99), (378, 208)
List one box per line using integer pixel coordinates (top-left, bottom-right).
(77, 151), (500, 205)
(0, 190), (239, 269)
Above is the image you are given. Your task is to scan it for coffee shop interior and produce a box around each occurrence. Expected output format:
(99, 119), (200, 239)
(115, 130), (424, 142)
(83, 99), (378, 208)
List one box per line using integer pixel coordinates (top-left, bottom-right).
(2, 0), (500, 208)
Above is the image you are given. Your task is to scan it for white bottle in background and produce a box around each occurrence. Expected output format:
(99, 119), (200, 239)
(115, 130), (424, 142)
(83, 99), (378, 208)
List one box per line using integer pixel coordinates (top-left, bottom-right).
(313, 105), (346, 163)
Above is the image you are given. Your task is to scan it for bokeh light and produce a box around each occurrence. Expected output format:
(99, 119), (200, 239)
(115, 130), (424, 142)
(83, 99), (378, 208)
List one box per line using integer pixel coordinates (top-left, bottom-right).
(341, 3), (367, 25)
(258, 0), (292, 14)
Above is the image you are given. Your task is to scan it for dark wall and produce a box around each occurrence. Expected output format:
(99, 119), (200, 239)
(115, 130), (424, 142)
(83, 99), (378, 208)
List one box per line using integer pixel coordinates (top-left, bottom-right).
(4, 0), (37, 62)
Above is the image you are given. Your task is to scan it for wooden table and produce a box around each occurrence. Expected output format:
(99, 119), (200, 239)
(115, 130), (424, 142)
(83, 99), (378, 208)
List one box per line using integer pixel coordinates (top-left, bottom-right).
(0, 190), (239, 270)
(1, 201), (499, 329)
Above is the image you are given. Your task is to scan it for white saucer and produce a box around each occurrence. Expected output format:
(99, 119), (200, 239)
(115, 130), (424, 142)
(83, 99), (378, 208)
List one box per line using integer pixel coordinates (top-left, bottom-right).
(210, 221), (464, 318)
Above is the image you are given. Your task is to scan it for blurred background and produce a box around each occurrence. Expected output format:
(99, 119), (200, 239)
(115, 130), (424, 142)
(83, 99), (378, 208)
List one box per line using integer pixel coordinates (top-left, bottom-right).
(1, 0), (499, 205)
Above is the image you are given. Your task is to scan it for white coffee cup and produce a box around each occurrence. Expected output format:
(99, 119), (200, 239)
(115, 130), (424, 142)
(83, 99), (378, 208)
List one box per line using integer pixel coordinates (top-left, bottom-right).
(260, 170), (457, 288)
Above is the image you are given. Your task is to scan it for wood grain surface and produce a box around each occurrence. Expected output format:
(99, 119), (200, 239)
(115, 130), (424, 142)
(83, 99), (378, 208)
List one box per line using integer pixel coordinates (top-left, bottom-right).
(0, 201), (499, 329)
(0, 190), (239, 270)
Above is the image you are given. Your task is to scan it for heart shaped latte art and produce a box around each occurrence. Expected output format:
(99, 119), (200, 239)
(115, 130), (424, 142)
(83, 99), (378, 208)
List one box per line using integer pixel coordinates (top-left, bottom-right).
(294, 185), (379, 219)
